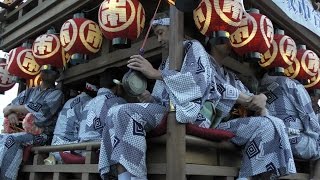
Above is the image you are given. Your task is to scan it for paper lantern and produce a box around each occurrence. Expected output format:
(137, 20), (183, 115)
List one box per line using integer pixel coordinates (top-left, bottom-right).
(7, 43), (41, 79)
(259, 30), (297, 69)
(293, 45), (320, 81)
(98, 0), (146, 48)
(60, 14), (103, 55)
(194, 0), (243, 44)
(32, 32), (68, 68)
(230, 9), (274, 61)
(304, 69), (320, 90)
(0, 63), (15, 93)
(26, 73), (42, 88)
(284, 57), (301, 79)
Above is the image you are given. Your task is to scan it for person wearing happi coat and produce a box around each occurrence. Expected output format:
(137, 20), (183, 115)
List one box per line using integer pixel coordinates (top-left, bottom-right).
(98, 12), (296, 180)
(1, 66), (63, 180)
(260, 71), (320, 179)
(78, 68), (127, 143)
(43, 87), (93, 165)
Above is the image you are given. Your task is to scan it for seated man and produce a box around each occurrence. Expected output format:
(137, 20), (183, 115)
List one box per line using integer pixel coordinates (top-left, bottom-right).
(78, 68), (127, 143)
(97, 12), (296, 180)
(43, 85), (96, 165)
(261, 71), (320, 179)
(1, 65), (63, 180)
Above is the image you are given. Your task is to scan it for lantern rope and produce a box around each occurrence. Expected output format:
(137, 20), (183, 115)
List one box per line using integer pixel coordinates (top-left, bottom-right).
(139, 0), (162, 55)
(82, 2), (103, 13)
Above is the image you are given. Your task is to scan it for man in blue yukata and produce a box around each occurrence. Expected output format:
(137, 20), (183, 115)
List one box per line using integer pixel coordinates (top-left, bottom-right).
(98, 12), (296, 180)
(1, 65), (64, 180)
(261, 67), (320, 179)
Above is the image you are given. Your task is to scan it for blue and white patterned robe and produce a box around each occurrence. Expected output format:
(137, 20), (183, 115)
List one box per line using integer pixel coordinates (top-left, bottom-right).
(98, 40), (296, 179)
(50, 92), (92, 162)
(0, 86), (63, 180)
(78, 88), (127, 142)
(98, 40), (219, 179)
(211, 61), (296, 177)
(261, 73), (320, 160)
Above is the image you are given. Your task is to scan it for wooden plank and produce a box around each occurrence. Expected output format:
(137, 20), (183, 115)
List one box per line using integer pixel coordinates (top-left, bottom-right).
(59, 36), (162, 84)
(250, 0), (320, 55)
(147, 163), (239, 177)
(185, 164), (238, 176)
(0, 0), (93, 50)
(166, 6), (186, 180)
(279, 173), (310, 179)
(31, 141), (100, 153)
(22, 164), (98, 173)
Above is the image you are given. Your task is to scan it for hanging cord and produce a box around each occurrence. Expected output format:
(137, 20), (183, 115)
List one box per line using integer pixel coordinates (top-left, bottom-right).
(82, 2), (103, 13)
(139, 0), (162, 55)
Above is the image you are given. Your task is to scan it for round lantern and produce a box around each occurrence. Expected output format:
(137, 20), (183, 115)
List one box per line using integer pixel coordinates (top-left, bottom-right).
(60, 13), (103, 65)
(32, 30), (68, 68)
(0, 63), (15, 93)
(7, 42), (41, 79)
(304, 69), (320, 90)
(98, 0), (146, 48)
(292, 45), (320, 82)
(284, 57), (301, 79)
(259, 29), (297, 72)
(27, 73), (42, 88)
(229, 9), (274, 62)
(194, 0), (244, 45)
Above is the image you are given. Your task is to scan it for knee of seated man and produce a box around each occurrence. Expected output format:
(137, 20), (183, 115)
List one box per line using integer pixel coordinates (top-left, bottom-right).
(292, 135), (320, 160)
(256, 116), (286, 132)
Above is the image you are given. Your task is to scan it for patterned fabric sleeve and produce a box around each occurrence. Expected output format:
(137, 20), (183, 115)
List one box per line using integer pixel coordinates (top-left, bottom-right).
(10, 89), (27, 106)
(160, 40), (214, 123)
(285, 79), (320, 139)
(25, 89), (63, 127)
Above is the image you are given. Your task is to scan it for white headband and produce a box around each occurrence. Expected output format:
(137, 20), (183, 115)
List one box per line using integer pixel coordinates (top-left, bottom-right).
(151, 18), (170, 26)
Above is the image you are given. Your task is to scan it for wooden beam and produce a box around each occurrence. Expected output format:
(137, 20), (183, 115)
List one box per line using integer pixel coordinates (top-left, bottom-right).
(250, 0), (320, 55)
(59, 36), (162, 84)
(166, 6), (186, 180)
(0, 0), (94, 50)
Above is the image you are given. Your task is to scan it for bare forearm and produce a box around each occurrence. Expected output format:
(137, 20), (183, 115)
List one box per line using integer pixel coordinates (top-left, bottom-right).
(11, 105), (30, 115)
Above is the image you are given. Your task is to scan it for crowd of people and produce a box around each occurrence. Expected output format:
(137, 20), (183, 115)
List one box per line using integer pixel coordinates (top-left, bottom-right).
(1, 12), (320, 180)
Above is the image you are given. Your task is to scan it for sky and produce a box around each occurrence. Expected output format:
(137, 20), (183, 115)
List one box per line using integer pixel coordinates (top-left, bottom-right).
(0, 83), (18, 131)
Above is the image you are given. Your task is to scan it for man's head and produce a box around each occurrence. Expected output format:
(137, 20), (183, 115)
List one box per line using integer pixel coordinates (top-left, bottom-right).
(152, 12), (170, 50)
(40, 65), (59, 83)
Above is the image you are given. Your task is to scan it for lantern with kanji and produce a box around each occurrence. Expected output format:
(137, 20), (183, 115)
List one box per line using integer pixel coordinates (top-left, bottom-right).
(194, 0), (244, 45)
(284, 56), (301, 79)
(230, 9), (274, 61)
(7, 42), (41, 79)
(304, 69), (320, 90)
(291, 45), (320, 82)
(259, 29), (297, 73)
(0, 63), (15, 93)
(26, 73), (42, 88)
(60, 13), (103, 65)
(98, 0), (146, 48)
(32, 30), (68, 68)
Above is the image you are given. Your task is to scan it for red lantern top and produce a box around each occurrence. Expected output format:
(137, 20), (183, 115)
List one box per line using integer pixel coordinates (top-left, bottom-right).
(32, 34), (68, 68)
(98, 0), (146, 41)
(193, 0), (244, 36)
(230, 10), (274, 56)
(7, 47), (40, 79)
(60, 18), (103, 55)
(294, 47), (320, 81)
(259, 33), (297, 69)
(0, 63), (15, 93)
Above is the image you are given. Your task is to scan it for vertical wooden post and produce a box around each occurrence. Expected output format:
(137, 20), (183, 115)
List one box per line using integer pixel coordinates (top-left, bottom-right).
(166, 5), (186, 180)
